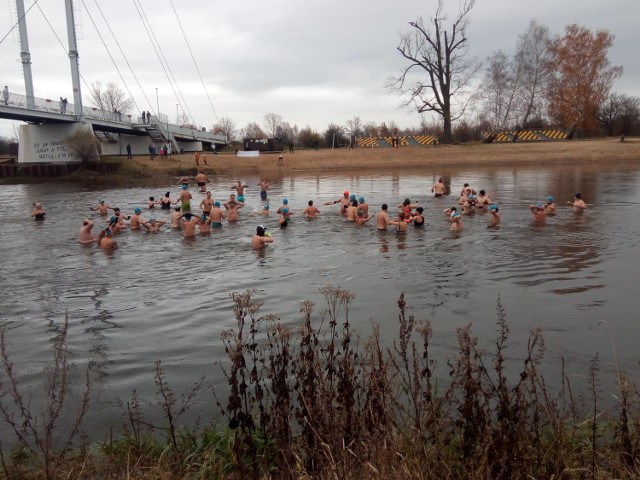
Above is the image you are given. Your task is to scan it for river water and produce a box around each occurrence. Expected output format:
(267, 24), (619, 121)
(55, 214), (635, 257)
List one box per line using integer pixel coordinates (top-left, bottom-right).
(1, 162), (639, 441)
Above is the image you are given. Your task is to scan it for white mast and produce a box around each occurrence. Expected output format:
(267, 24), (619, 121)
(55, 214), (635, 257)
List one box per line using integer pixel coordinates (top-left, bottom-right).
(65, 0), (83, 117)
(15, 0), (35, 108)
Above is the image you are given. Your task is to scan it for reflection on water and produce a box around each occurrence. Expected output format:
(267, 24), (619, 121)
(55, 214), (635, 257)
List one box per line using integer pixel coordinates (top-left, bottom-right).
(1, 162), (640, 441)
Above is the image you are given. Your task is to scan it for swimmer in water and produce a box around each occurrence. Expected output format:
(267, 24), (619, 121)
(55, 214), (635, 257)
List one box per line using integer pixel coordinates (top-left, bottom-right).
(544, 196), (556, 215)
(200, 191), (214, 216)
(159, 192), (176, 209)
(390, 211), (409, 233)
(324, 190), (351, 215)
(355, 209), (374, 225)
(567, 192), (588, 213)
(449, 211), (463, 231)
(194, 171), (209, 193)
(346, 199), (359, 222)
(78, 219), (96, 244)
(180, 212), (198, 238)
(231, 180), (248, 202)
(257, 179), (269, 201)
(529, 202), (547, 223)
(276, 198), (292, 216)
(100, 228), (118, 249)
(179, 184), (192, 212)
(130, 208), (146, 230)
(432, 178), (446, 197)
(143, 218), (166, 232)
(171, 207), (182, 228)
(257, 204), (270, 216)
(376, 203), (391, 230)
(475, 190), (493, 210)
(147, 196), (158, 209)
(303, 200), (321, 218)
(197, 214), (211, 235)
(279, 208), (291, 228)
(224, 194), (245, 222)
(209, 201), (226, 227)
(89, 200), (113, 215)
(488, 204), (500, 226)
(358, 197), (369, 216)
(31, 202), (45, 221)
(252, 224), (273, 249)
(410, 207), (425, 226)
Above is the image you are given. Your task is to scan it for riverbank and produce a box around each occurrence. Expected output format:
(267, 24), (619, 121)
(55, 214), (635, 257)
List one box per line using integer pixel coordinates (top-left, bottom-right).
(2, 137), (639, 186)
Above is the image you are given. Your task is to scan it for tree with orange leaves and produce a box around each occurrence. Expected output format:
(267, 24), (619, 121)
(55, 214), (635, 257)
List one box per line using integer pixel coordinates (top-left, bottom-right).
(547, 24), (622, 137)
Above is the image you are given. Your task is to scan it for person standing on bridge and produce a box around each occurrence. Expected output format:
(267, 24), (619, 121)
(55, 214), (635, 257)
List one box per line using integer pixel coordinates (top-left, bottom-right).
(2, 86), (8, 105)
(59, 97), (68, 113)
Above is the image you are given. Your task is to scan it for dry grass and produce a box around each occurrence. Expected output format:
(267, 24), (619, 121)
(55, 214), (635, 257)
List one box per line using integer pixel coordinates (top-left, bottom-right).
(105, 137), (640, 181)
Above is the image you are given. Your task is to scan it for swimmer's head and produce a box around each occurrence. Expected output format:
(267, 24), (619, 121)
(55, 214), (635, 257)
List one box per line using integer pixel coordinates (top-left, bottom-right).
(114, 207), (121, 213)
(183, 213), (193, 220)
(104, 228), (112, 235)
(282, 198), (288, 205)
(206, 191), (212, 196)
(281, 207), (289, 214)
(100, 200), (105, 205)
(450, 207), (458, 212)
(350, 194), (356, 201)
(149, 196), (155, 201)
(343, 190), (349, 196)
(546, 196), (554, 202)
(257, 225), (266, 236)
(403, 198), (411, 206)
(262, 204), (269, 210)
(352, 199), (359, 207)
(308, 200), (313, 206)
(575, 192), (582, 199)
(165, 192), (170, 197)
(381, 203), (388, 210)
(134, 208), (142, 214)
(359, 196), (365, 203)
(200, 215), (206, 222)
(357, 209), (364, 217)
(489, 204), (498, 212)
(536, 202), (544, 209)
(174, 207), (181, 212)
(182, 185), (187, 190)
(149, 217), (156, 223)
(416, 207), (424, 214)
(479, 190), (486, 195)
(214, 201), (221, 207)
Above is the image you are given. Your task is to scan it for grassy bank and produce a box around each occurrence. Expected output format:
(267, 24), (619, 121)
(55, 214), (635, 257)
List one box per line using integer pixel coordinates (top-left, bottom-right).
(2, 138), (639, 186)
(2, 288), (640, 479)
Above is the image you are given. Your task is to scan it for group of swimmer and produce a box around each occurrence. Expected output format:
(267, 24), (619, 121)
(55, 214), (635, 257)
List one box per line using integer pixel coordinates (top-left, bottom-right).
(33, 172), (590, 251)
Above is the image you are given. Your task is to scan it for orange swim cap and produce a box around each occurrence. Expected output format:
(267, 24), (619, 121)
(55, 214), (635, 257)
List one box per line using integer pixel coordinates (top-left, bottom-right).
(343, 190), (349, 196)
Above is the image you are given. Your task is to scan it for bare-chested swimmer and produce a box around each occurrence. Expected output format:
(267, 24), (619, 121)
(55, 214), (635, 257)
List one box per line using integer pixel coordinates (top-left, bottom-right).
(358, 197), (369, 216)
(488, 204), (500, 226)
(200, 191), (214, 216)
(197, 214), (211, 234)
(355, 209), (374, 225)
(529, 202), (547, 223)
(171, 207), (182, 228)
(303, 200), (321, 218)
(100, 228), (118, 250)
(179, 184), (193, 212)
(180, 212), (198, 238)
(31, 202), (46, 221)
(432, 178), (446, 197)
(376, 203), (391, 230)
(475, 190), (493, 210)
(444, 206), (463, 231)
(130, 208), (146, 230)
(545, 196), (556, 215)
(324, 190), (351, 215)
(78, 219), (96, 244)
(567, 192), (588, 213)
(346, 199), (359, 222)
(143, 218), (166, 232)
(194, 171), (209, 193)
(252, 224), (273, 249)
(231, 180), (248, 202)
(257, 179), (269, 201)
(224, 194), (245, 222)
(209, 201), (226, 227)
(89, 200), (113, 215)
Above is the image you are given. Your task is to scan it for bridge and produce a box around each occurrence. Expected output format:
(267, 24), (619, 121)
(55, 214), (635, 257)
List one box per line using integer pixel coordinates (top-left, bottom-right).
(2, 0), (226, 163)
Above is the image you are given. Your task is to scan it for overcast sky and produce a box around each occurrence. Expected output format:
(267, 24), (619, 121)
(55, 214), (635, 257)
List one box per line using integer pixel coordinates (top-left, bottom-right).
(1, 0), (638, 138)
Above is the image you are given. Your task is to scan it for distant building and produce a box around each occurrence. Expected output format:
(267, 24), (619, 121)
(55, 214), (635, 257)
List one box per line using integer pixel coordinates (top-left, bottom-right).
(243, 137), (284, 152)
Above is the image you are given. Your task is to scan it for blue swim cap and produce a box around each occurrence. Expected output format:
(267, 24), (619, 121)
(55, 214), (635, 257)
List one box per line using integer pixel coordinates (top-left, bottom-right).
(263, 204), (270, 210)
(489, 204), (497, 211)
(536, 202), (544, 208)
(359, 196), (365, 203)
(110, 215), (117, 224)
(134, 208), (141, 214)
(182, 185), (187, 190)
(350, 194), (356, 201)
(200, 215), (206, 222)
(282, 207), (289, 214)
(214, 201), (220, 207)
(283, 198), (289, 205)
(546, 196), (554, 202)
(452, 212), (461, 218)
(105, 228), (112, 235)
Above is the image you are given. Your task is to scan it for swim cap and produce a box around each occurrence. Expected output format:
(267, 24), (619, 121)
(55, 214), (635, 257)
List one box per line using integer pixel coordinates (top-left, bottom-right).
(536, 202), (544, 208)
(182, 185), (187, 190)
(109, 215), (118, 224)
(134, 208), (141, 214)
(263, 204), (270, 210)
(184, 213), (193, 220)
(283, 198), (289, 205)
(452, 212), (461, 219)
(343, 190), (349, 196)
(282, 207), (289, 214)
(257, 225), (266, 235)
(359, 196), (365, 203)
(350, 194), (356, 201)
(546, 196), (554, 202)
(105, 228), (112, 235)
(149, 217), (156, 223)
(214, 201), (221, 207)
(489, 204), (497, 211)
(200, 215), (206, 222)
(100, 200), (105, 204)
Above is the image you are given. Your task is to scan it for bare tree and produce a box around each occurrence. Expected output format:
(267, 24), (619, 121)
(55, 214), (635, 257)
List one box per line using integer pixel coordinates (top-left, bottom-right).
(388, 0), (480, 144)
(263, 113), (284, 138)
(345, 116), (363, 137)
(242, 122), (266, 139)
(89, 81), (134, 113)
(212, 116), (238, 142)
(479, 50), (521, 133)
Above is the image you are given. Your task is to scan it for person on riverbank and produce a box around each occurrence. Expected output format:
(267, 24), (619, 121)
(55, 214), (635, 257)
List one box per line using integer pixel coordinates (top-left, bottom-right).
(179, 184), (192, 212)
(376, 203), (391, 230)
(78, 219), (96, 244)
(159, 192), (176, 210)
(252, 225), (273, 249)
(194, 151), (200, 166)
(231, 181), (248, 202)
(303, 200), (321, 218)
(31, 202), (46, 221)
(100, 228), (118, 250)
(432, 178), (446, 197)
(200, 191), (214, 216)
(2, 86), (8, 105)
(180, 213), (198, 237)
(529, 203), (547, 223)
(194, 171), (209, 193)
(544, 196), (556, 215)
(90, 201), (113, 215)
(143, 218), (166, 233)
(224, 194), (244, 222)
(209, 201), (226, 227)
(258, 179), (269, 201)
(488, 205), (501, 226)
(567, 193), (588, 213)
(126, 143), (132, 159)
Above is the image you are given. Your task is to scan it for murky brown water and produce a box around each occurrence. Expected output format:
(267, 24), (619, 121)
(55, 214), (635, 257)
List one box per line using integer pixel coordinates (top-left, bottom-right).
(1, 162), (639, 442)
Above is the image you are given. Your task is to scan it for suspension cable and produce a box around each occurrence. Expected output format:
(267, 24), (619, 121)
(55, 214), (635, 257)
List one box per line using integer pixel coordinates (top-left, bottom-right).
(0, 0), (41, 45)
